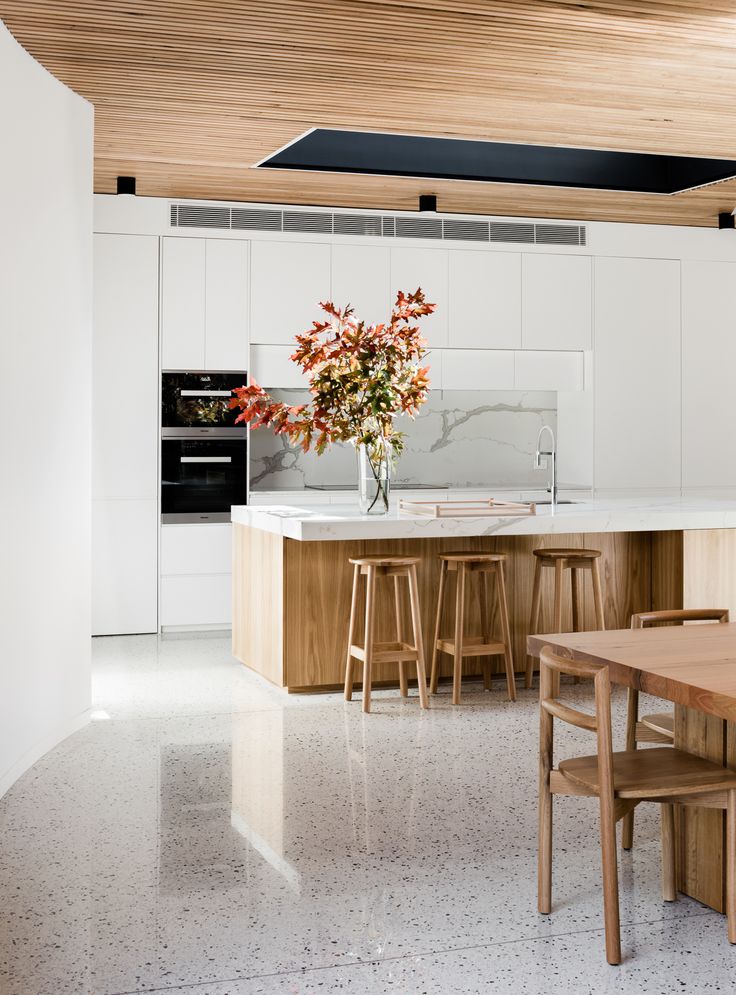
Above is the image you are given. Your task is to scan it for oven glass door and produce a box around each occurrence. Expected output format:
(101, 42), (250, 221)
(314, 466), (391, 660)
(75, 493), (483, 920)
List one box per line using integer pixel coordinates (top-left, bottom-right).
(161, 371), (247, 434)
(161, 439), (247, 522)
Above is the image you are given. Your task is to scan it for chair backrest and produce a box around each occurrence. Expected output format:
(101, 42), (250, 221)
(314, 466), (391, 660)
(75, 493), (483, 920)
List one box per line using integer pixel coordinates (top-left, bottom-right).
(538, 646), (615, 801)
(631, 608), (729, 629)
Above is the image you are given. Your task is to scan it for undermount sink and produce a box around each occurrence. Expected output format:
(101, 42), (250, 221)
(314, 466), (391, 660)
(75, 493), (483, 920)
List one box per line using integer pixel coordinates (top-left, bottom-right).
(533, 499), (578, 505)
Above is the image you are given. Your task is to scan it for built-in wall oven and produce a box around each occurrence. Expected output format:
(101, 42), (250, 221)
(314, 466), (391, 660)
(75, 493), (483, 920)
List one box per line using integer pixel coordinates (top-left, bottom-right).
(161, 371), (247, 523)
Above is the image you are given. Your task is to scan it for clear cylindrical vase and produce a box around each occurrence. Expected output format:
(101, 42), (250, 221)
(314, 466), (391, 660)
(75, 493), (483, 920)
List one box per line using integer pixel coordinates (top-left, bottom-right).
(357, 442), (391, 515)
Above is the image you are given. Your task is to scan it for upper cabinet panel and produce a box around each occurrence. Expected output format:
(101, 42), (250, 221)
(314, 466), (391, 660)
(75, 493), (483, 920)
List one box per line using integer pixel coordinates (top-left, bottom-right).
(522, 253), (592, 350)
(251, 240), (331, 344)
(205, 239), (248, 371)
(161, 237), (206, 369)
(390, 246), (448, 347)
(331, 244), (390, 324)
(448, 250), (521, 349)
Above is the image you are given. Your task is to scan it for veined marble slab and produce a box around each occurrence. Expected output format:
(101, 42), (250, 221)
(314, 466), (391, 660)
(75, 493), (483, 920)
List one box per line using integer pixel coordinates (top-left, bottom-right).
(231, 495), (736, 542)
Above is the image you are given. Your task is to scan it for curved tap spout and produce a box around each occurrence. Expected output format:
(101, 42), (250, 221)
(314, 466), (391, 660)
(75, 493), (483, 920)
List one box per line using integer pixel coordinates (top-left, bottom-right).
(534, 425), (558, 509)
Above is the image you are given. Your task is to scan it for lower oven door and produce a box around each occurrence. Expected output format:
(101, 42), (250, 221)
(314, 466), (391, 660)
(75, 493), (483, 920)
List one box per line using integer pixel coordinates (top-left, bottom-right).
(161, 439), (248, 523)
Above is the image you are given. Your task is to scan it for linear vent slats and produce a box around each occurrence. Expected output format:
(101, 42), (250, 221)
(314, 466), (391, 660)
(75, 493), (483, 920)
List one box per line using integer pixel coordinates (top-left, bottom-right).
(333, 213), (383, 236)
(395, 217), (443, 240)
(231, 208), (282, 231)
(442, 218), (489, 241)
(534, 224), (585, 246)
(490, 222), (535, 244)
(283, 210), (333, 233)
(168, 203), (587, 246)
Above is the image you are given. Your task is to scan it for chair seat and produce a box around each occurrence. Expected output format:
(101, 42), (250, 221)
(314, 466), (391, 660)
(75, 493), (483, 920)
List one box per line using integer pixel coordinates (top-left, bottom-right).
(640, 711), (675, 740)
(533, 547), (601, 561)
(559, 747), (736, 799)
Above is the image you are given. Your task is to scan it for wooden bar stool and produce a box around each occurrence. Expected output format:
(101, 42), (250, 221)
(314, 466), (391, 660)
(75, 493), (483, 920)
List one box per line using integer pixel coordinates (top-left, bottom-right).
(344, 555), (429, 714)
(429, 552), (516, 706)
(525, 547), (605, 689)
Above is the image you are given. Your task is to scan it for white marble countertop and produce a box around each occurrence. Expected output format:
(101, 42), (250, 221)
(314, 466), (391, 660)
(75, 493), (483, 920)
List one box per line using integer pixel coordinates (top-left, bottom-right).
(231, 495), (736, 542)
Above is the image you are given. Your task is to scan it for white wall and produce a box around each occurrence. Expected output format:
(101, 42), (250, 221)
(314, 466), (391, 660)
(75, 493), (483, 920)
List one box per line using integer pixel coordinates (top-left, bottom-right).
(0, 22), (93, 795)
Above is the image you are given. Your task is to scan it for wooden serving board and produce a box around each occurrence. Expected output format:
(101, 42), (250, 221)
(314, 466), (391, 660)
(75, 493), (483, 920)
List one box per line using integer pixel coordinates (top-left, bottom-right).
(398, 497), (536, 518)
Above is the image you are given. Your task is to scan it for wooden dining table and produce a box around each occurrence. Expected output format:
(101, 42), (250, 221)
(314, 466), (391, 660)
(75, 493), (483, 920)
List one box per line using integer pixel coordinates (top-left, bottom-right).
(528, 621), (736, 914)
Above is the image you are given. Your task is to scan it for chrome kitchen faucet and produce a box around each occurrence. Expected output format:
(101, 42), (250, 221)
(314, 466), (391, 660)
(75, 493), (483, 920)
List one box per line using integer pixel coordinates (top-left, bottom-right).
(535, 425), (558, 510)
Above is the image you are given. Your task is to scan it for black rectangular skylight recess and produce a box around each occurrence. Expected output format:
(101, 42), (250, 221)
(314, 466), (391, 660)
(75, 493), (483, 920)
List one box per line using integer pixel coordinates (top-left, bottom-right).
(257, 129), (736, 196)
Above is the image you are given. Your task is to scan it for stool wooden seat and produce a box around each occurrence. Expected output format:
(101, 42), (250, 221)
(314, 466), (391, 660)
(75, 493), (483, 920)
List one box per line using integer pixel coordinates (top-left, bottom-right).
(429, 551), (515, 705)
(525, 546), (605, 689)
(622, 607), (729, 850)
(538, 647), (736, 965)
(344, 555), (428, 713)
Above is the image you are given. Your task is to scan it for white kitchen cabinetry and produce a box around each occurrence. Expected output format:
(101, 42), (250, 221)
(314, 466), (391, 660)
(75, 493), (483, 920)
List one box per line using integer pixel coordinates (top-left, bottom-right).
(514, 351), (584, 391)
(440, 350), (515, 390)
(160, 524), (232, 628)
(250, 345), (308, 389)
(594, 257), (681, 490)
(448, 250), (521, 348)
(522, 253), (592, 350)
(161, 236), (248, 370)
(331, 244), (390, 323)
(250, 240), (331, 344)
(682, 259), (736, 488)
(390, 246), (448, 347)
(92, 233), (159, 635)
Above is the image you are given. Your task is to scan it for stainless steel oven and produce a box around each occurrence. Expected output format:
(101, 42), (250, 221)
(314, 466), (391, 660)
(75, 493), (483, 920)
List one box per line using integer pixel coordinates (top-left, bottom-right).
(161, 371), (248, 523)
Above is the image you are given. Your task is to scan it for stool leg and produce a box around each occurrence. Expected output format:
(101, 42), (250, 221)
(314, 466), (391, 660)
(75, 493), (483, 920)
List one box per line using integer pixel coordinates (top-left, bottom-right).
(452, 563), (466, 705)
(525, 559), (543, 689)
(552, 558), (565, 695)
(408, 565), (429, 709)
(394, 575), (408, 698)
(496, 560), (516, 702)
(571, 568), (581, 684)
(478, 571), (492, 691)
(344, 563), (360, 701)
(430, 560), (447, 695)
(591, 559), (606, 630)
(362, 566), (377, 714)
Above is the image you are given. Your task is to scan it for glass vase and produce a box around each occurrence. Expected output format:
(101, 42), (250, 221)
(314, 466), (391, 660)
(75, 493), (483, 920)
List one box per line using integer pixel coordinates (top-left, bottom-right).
(357, 442), (391, 515)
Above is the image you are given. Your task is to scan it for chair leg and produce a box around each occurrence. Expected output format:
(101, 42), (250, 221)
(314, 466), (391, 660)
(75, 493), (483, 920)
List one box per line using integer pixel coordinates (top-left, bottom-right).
(591, 559), (605, 630)
(538, 776), (553, 915)
(478, 571), (492, 691)
(621, 687), (639, 850)
(408, 565), (429, 710)
(599, 792), (622, 965)
(362, 566), (377, 714)
(344, 564), (360, 701)
(452, 563), (466, 706)
(660, 803), (677, 901)
(728, 790), (736, 943)
(525, 559), (543, 689)
(394, 575), (408, 698)
(429, 561), (447, 695)
(496, 560), (516, 702)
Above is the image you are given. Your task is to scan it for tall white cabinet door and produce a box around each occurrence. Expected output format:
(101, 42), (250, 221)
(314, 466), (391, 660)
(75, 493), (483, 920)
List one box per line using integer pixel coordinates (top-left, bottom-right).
(331, 244), (390, 324)
(594, 257), (681, 490)
(390, 246), (448, 346)
(161, 237), (206, 368)
(522, 253), (592, 350)
(250, 240), (331, 344)
(682, 260), (736, 488)
(93, 233), (159, 501)
(449, 250), (521, 348)
(205, 239), (249, 370)
(92, 500), (158, 635)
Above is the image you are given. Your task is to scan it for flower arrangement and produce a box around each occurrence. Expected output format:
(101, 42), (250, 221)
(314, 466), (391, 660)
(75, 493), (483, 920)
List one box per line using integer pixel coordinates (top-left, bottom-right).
(230, 288), (436, 513)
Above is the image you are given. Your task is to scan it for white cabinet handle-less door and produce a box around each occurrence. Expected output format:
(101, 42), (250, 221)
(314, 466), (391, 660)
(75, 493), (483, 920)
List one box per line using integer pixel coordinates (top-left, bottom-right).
(522, 253), (592, 351)
(161, 237), (206, 369)
(390, 246), (448, 347)
(250, 240), (331, 344)
(448, 250), (521, 349)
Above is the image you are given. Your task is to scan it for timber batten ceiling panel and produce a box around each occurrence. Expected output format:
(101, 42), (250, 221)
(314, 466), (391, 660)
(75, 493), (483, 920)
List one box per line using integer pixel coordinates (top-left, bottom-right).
(4, 0), (736, 225)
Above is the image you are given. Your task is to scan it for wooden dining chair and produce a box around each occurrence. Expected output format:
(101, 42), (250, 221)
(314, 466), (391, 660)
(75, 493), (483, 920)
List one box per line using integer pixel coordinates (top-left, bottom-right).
(622, 607), (730, 850)
(538, 646), (736, 965)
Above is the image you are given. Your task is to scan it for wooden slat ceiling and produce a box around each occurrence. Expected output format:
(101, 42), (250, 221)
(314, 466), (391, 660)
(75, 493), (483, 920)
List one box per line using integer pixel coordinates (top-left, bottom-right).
(3, 0), (736, 226)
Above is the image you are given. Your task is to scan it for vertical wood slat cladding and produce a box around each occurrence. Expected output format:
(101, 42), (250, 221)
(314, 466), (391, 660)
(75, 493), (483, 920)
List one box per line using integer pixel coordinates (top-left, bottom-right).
(3, 0), (736, 225)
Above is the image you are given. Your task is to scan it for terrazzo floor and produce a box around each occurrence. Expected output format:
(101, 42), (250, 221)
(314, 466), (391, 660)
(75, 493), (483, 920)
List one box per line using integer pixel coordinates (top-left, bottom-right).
(0, 633), (733, 994)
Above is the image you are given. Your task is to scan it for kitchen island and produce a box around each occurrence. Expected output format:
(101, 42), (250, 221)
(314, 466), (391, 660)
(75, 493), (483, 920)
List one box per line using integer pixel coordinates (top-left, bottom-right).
(231, 496), (736, 692)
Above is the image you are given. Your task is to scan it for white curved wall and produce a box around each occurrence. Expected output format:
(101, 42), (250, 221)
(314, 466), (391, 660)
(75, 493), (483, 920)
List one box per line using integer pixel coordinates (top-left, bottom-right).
(0, 22), (93, 795)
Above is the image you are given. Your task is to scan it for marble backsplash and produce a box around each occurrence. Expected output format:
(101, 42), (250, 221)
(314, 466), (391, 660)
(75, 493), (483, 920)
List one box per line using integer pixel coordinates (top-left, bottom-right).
(249, 390), (557, 490)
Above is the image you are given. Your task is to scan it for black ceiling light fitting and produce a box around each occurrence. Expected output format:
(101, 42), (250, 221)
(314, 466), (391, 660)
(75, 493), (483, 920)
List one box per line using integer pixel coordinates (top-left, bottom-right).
(718, 212), (735, 230)
(116, 175), (137, 195)
(258, 129), (736, 196)
(419, 194), (437, 212)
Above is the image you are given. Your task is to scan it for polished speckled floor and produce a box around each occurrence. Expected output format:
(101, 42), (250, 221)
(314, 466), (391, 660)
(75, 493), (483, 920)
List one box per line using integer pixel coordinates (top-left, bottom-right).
(0, 634), (732, 994)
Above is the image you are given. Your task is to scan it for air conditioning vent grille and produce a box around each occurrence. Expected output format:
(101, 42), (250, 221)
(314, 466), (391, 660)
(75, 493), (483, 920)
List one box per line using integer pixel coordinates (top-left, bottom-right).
(169, 204), (588, 247)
